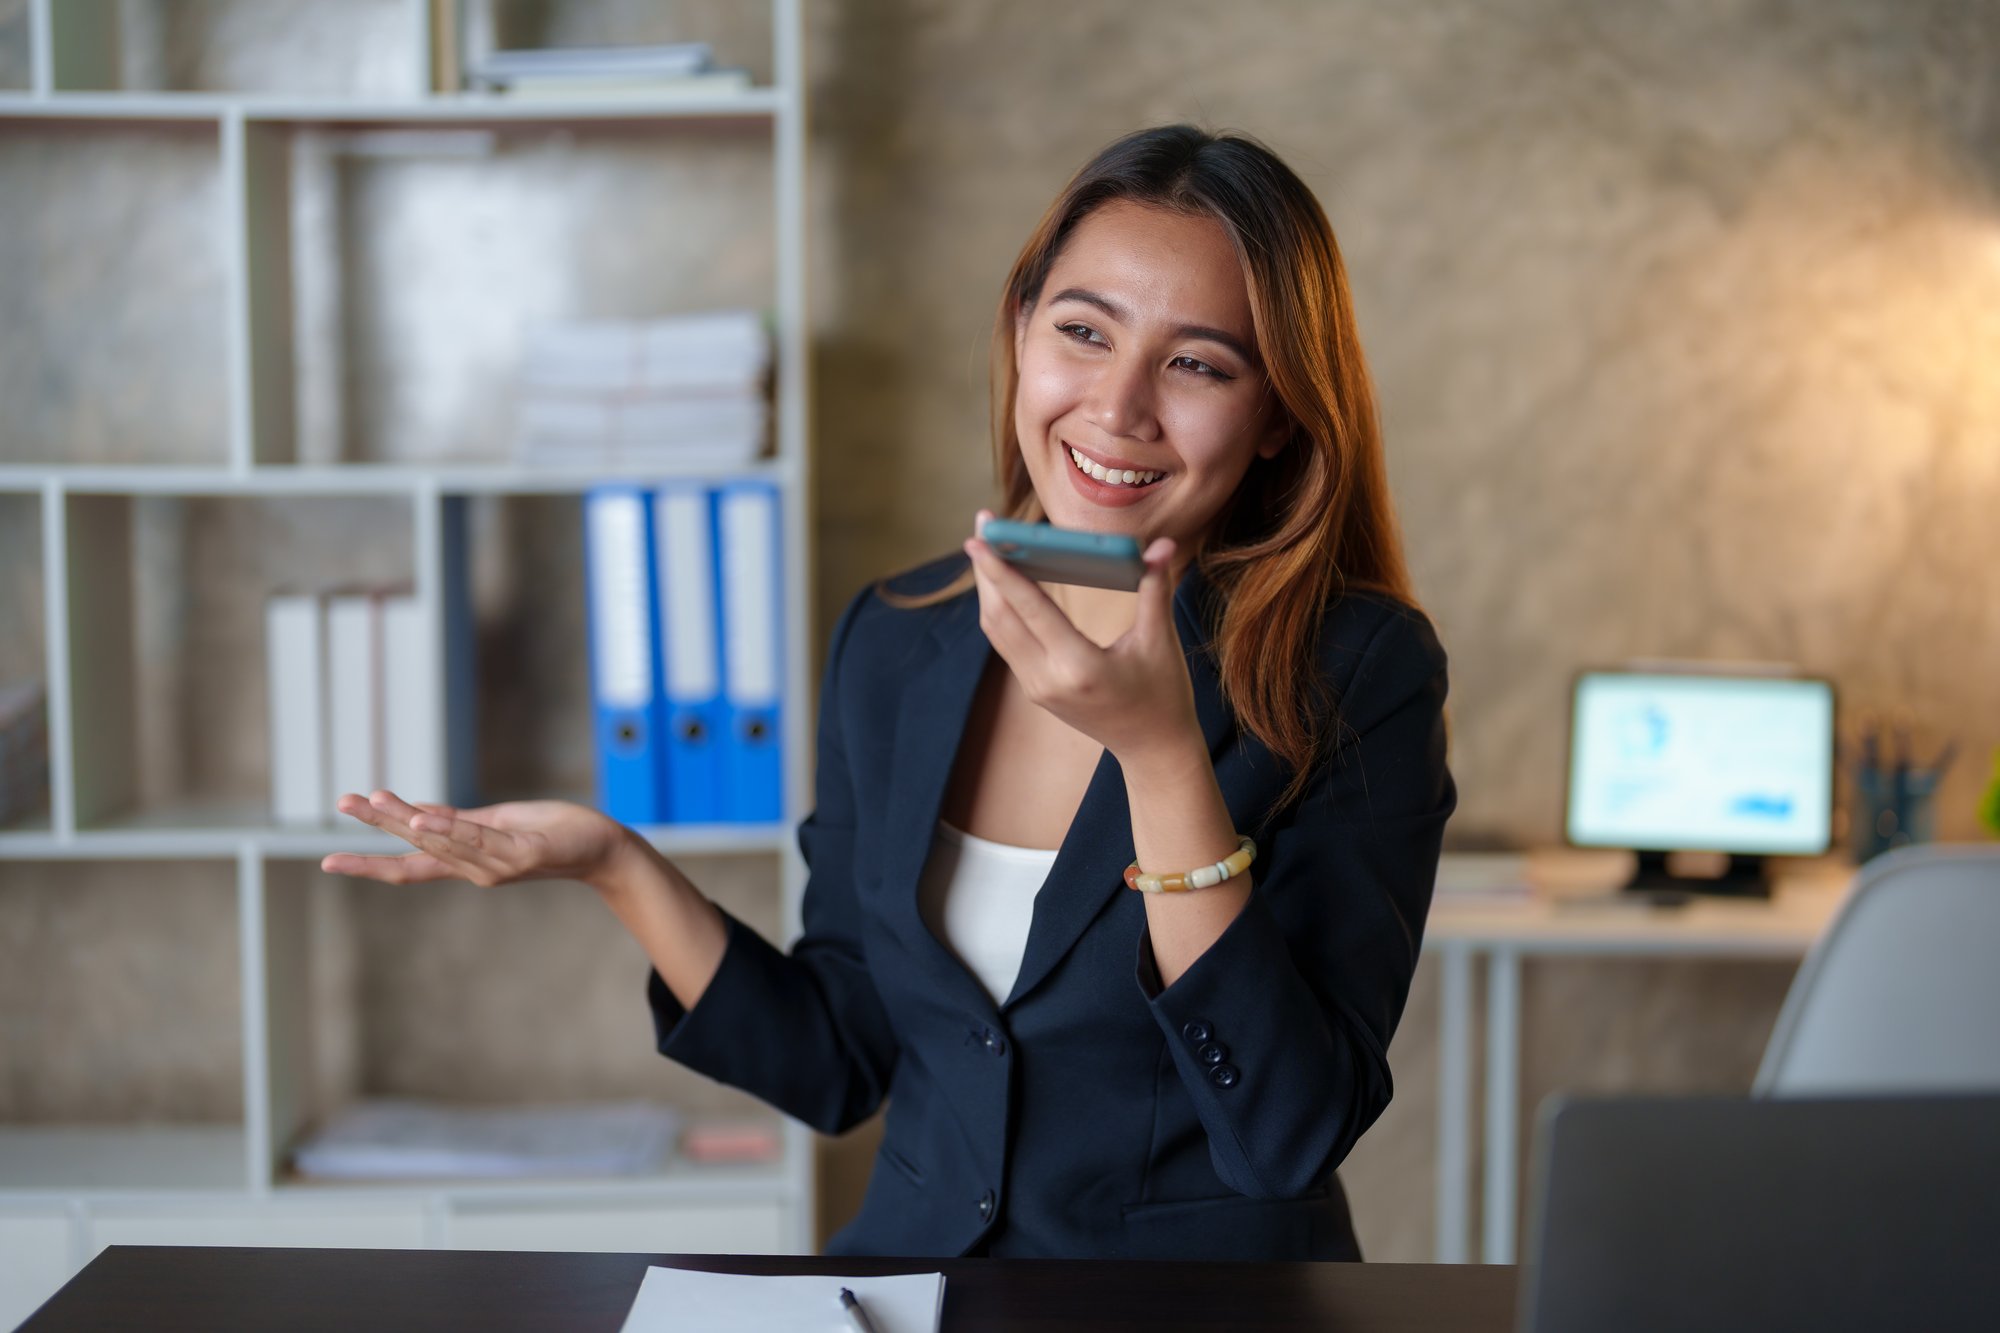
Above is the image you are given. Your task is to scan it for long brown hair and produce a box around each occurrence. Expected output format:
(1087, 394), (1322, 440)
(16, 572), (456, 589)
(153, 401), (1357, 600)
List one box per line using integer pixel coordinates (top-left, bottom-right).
(877, 124), (1420, 819)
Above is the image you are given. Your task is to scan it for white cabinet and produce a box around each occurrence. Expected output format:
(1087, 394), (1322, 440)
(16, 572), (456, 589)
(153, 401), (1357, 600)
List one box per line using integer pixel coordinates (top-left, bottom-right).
(0, 1211), (72, 1332)
(85, 1199), (430, 1255)
(444, 1198), (788, 1255)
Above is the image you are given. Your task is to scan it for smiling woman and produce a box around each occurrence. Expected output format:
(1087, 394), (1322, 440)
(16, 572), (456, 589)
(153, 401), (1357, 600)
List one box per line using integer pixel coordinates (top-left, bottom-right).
(327, 124), (1454, 1265)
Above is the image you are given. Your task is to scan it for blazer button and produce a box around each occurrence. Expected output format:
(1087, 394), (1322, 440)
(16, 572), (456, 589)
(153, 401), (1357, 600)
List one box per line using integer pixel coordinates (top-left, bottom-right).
(1181, 1019), (1213, 1044)
(1197, 1041), (1229, 1067)
(1209, 1063), (1241, 1089)
(983, 1028), (1007, 1057)
(977, 1190), (996, 1221)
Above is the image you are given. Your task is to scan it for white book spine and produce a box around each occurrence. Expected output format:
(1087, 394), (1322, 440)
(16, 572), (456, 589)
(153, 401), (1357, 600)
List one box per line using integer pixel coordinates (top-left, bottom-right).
(380, 595), (444, 805)
(267, 595), (327, 826)
(325, 593), (381, 804)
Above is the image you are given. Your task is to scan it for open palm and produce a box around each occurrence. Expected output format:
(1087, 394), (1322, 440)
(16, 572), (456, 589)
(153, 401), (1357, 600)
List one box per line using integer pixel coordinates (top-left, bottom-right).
(322, 790), (631, 888)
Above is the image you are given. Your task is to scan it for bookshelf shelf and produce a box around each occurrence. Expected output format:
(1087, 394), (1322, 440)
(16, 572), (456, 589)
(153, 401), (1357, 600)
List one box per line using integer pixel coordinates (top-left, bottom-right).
(0, 90), (785, 123)
(270, 1155), (790, 1206)
(0, 460), (797, 497)
(0, 0), (816, 1313)
(0, 94), (223, 122)
(0, 814), (788, 862)
(254, 91), (786, 124)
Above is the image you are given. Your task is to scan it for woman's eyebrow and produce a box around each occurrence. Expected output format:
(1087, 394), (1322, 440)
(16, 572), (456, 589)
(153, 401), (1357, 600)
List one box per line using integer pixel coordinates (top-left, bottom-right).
(1047, 286), (1255, 364)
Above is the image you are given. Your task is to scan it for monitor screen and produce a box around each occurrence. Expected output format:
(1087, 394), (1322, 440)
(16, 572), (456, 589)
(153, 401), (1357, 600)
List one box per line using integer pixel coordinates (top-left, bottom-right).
(1566, 671), (1836, 856)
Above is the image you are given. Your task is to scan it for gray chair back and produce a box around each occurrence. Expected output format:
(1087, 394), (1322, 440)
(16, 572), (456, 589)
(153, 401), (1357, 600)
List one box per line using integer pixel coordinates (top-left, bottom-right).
(1755, 843), (2000, 1095)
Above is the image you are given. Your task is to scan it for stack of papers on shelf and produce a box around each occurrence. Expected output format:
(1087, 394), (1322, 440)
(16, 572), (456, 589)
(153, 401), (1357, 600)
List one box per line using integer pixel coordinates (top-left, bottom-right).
(468, 42), (752, 100)
(516, 311), (772, 470)
(620, 1268), (946, 1333)
(291, 1099), (680, 1180)
(1433, 851), (1534, 903)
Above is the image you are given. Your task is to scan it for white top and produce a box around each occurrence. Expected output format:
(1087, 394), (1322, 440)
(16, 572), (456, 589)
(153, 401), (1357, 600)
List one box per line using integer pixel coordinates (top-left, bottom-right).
(915, 818), (1061, 1007)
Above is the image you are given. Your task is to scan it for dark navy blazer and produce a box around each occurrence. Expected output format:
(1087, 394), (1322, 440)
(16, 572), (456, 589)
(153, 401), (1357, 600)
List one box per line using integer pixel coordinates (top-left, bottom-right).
(648, 551), (1455, 1260)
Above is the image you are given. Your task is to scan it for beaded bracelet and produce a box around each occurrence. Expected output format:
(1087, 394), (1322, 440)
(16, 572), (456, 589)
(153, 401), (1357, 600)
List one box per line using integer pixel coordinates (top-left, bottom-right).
(1123, 835), (1257, 893)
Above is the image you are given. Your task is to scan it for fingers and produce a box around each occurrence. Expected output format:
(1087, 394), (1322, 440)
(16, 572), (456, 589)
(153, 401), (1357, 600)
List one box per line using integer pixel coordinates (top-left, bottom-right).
(1130, 536), (1178, 645)
(405, 804), (489, 852)
(963, 533), (1033, 665)
(964, 514), (1094, 660)
(319, 850), (462, 884)
(334, 789), (510, 885)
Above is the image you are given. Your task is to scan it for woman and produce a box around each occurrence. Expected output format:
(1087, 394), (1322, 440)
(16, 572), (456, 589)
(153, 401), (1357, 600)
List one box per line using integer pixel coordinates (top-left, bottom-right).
(325, 124), (1454, 1262)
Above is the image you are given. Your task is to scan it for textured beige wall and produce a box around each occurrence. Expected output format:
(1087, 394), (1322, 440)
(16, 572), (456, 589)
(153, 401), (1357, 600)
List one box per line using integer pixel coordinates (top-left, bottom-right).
(7, 0), (2000, 1263)
(806, 0), (2000, 850)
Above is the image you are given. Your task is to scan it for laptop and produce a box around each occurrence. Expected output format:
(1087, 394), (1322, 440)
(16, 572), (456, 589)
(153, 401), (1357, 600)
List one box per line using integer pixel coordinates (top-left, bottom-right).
(1518, 1093), (2000, 1333)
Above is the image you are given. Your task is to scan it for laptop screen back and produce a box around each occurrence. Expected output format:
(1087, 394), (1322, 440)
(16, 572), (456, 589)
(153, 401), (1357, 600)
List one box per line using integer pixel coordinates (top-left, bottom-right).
(1520, 1094), (2000, 1333)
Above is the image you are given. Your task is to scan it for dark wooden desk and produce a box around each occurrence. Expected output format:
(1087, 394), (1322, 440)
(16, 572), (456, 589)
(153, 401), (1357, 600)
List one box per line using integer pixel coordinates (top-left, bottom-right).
(21, 1246), (1518, 1332)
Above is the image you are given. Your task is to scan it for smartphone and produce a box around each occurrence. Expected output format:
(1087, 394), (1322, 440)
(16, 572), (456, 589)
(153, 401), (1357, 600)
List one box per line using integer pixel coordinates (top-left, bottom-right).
(976, 517), (1146, 591)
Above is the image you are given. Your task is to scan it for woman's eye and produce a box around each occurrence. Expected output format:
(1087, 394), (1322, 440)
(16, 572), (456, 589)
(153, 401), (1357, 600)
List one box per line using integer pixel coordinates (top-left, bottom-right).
(1172, 355), (1227, 379)
(1056, 322), (1103, 345)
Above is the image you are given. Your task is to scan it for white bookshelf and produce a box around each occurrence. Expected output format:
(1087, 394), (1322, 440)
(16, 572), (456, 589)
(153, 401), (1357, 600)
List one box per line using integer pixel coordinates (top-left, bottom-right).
(0, 1), (816, 1322)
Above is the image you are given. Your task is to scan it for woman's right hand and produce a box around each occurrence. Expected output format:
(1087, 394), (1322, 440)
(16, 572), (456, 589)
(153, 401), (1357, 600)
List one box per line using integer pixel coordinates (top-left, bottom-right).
(326, 789), (730, 1010)
(322, 790), (643, 891)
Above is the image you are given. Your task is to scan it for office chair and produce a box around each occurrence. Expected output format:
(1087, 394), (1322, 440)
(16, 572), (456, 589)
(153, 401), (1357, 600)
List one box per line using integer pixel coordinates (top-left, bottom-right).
(1755, 843), (2000, 1095)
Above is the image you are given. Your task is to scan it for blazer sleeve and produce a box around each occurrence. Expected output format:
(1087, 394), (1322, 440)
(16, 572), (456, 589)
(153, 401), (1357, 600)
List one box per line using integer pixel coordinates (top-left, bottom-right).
(643, 584), (900, 1135)
(1135, 602), (1455, 1199)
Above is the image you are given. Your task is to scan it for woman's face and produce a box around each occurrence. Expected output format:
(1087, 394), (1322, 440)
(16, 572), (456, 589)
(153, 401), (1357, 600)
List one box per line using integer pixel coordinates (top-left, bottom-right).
(1012, 198), (1287, 555)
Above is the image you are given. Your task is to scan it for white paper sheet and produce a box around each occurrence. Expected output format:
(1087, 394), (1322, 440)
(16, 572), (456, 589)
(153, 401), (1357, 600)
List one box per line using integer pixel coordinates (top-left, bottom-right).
(617, 1266), (945, 1333)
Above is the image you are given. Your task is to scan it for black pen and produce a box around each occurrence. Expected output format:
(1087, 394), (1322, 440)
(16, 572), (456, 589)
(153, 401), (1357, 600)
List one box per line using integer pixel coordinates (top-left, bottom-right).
(839, 1285), (881, 1333)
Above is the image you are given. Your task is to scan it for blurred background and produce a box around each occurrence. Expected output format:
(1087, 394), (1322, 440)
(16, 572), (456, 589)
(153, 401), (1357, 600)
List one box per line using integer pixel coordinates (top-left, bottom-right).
(3, 0), (1999, 1312)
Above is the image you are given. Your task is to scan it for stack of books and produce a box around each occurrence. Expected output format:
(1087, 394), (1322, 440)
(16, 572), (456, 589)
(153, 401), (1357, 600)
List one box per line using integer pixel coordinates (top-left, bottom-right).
(467, 42), (751, 100)
(266, 584), (446, 826)
(516, 311), (772, 471)
(0, 679), (47, 827)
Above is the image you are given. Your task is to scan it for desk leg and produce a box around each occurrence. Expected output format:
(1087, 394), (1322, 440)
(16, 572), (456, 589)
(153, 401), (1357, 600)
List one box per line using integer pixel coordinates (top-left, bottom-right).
(1483, 947), (1521, 1265)
(1435, 943), (1473, 1263)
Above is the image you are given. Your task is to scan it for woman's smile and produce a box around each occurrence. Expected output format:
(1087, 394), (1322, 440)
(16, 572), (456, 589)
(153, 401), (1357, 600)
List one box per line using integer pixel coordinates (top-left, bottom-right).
(1063, 440), (1172, 508)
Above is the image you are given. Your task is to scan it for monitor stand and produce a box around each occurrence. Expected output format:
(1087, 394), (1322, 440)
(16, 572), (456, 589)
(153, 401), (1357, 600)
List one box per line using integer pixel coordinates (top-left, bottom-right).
(1622, 850), (1771, 904)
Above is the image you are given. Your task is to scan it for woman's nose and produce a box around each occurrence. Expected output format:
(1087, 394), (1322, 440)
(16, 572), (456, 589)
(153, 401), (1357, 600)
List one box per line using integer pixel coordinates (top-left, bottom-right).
(1083, 355), (1161, 442)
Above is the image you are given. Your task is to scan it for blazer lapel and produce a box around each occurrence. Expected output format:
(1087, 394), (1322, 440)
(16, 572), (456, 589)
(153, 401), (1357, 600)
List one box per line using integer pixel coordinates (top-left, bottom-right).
(1001, 560), (1235, 1008)
(877, 580), (1006, 1016)
(875, 556), (1238, 1015)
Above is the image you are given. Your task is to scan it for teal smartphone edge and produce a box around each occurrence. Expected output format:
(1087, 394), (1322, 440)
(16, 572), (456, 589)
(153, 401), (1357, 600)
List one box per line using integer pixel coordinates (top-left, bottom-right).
(979, 517), (1142, 559)
(975, 517), (1146, 592)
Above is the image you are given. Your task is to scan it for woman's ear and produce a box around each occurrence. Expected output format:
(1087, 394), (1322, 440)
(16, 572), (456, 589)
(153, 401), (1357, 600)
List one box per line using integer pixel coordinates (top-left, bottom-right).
(1012, 300), (1030, 362)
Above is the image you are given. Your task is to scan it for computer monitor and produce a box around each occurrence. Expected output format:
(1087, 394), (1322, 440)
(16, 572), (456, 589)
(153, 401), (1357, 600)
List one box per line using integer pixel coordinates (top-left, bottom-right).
(1565, 669), (1836, 896)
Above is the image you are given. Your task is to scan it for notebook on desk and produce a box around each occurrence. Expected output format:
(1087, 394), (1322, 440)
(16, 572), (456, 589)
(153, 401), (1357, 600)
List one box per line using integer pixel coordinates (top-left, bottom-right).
(619, 1267), (945, 1333)
(1518, 1093), (2000, 1333)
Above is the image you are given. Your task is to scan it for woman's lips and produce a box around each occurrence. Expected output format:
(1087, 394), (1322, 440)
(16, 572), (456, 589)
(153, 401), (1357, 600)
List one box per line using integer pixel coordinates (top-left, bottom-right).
(1062, 441), (1167, 509)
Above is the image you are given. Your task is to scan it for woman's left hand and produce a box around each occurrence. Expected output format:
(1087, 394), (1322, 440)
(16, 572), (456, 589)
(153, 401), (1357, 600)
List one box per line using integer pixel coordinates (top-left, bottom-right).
(963, 509), (1203, 765)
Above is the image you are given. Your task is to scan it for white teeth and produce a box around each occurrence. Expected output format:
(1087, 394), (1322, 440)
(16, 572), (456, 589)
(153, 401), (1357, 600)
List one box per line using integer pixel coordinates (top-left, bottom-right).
(1068, 445), (1162, 486)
